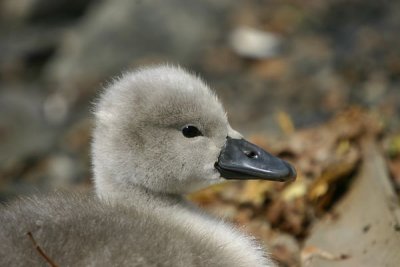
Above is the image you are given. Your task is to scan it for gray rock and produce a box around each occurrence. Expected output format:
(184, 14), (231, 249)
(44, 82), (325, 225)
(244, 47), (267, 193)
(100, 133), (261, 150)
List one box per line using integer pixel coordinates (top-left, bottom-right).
(0, 25), (63, 80)
(229, 26), (282, 59)
(0, 84), (55, 164)
(1, 0), (93, 22)
(44, 0), (234, 98)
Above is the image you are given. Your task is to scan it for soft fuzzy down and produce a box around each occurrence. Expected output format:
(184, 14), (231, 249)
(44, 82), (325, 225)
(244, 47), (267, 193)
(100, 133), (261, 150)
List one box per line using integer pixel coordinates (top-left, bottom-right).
(0, 65), (275, 267)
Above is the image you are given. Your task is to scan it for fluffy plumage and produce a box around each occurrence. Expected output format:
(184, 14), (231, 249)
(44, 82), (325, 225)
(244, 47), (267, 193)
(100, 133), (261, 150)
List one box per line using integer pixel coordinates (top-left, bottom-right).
(0, 65), (274, 267)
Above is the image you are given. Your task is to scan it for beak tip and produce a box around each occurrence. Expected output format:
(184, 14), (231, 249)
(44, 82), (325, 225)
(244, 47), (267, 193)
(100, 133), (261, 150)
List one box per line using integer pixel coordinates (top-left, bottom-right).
(284, 161), (297, 181)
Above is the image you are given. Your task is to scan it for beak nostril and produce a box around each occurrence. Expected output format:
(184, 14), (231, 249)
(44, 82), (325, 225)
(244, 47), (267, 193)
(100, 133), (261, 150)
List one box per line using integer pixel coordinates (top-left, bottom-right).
(244, 151), (258, 159)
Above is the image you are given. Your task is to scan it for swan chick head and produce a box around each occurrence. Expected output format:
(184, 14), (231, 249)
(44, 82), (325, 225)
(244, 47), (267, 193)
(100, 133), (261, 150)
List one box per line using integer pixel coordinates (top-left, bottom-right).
(92, 65), (296, 198)
(93, 65), (233, 195)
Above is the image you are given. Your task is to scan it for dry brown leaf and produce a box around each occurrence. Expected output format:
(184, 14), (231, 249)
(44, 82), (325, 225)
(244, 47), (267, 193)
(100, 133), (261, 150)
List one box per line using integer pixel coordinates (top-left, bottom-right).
(276, 111), (295, 135)
(386, 134), (400, 158)
(301, 245), (350, 266)
(281, 175), (307, 201)
(239, 180), (272, 206)
(307, 145), (360, 203)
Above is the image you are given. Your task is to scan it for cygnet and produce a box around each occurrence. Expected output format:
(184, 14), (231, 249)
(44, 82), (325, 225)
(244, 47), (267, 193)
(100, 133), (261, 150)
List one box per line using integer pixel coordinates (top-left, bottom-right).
(0, 65), (296, 267)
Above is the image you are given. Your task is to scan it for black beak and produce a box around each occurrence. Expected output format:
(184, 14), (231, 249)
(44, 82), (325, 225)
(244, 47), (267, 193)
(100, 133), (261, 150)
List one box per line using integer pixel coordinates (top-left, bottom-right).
(215, 137), (296, 182)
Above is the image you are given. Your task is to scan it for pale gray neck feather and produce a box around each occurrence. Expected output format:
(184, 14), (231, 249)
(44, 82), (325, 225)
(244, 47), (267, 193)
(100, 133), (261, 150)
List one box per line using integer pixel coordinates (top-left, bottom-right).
(96, 176), (274, 267)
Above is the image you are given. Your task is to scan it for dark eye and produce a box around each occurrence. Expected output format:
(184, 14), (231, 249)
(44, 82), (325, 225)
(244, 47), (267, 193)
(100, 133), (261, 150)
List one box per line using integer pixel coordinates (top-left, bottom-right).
(181, 125), (203, 138)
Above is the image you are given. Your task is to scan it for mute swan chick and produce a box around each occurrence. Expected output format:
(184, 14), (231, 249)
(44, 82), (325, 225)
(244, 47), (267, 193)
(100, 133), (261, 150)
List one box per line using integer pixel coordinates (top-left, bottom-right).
(0, 65), (295, 267)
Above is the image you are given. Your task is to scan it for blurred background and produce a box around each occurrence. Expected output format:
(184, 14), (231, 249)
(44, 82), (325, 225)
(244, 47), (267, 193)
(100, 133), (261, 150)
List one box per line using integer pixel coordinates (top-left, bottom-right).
(1, 0), (400, 266)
